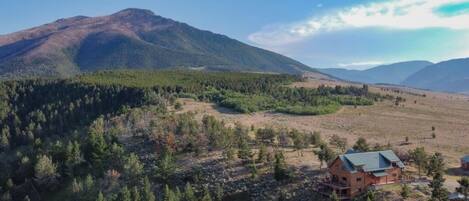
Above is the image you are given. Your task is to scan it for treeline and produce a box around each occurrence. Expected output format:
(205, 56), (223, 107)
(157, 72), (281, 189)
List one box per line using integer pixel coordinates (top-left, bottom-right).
(78, 70), (384, 115)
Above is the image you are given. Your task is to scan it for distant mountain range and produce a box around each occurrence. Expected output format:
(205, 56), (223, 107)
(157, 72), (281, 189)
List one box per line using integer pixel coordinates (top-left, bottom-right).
(319, 58), (469, 93)
(318, 61), (433, 85)
(0, 8), (314, 79)
(402, 58), (469, 93)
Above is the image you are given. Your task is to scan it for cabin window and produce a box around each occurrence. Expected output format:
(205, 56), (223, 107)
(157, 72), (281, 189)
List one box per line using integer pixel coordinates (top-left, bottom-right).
(356, 177), (362, 182)
(342, 177), (347, 181)
(358, 188), (362, 192)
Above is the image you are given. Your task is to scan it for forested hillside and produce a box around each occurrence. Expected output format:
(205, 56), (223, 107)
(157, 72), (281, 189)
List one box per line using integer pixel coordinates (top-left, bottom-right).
(0, 8), (315, 79)
(0, 70), (383, 201)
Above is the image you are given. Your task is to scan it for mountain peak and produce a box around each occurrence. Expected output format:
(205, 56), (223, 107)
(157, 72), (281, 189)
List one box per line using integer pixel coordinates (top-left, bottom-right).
(112, 8), (155, 17)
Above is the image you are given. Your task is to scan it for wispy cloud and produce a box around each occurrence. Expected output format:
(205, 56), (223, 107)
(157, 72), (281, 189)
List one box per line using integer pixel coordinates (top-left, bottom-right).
(338, 61), (384, 68)
(248, 0), (469, 46)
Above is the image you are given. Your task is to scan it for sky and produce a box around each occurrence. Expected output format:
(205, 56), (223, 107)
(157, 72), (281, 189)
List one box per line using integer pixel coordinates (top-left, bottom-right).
(1, 0), (469, 70)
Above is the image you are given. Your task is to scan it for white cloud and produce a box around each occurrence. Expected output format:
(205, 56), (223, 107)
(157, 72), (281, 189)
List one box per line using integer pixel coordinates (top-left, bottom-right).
(338, 61), (384, 69)
(248, 0), (469, 46)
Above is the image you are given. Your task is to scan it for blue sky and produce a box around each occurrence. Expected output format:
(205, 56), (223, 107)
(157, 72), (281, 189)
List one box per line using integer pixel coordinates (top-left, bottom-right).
(1, 0), (469, 69)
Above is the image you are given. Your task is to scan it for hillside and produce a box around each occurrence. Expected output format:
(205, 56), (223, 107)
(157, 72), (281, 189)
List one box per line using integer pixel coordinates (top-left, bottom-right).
(318, 61), (432, 84)
(403, 58), (469, 93)
(0, 70), (382, 200)
(0, 8), (314, 79)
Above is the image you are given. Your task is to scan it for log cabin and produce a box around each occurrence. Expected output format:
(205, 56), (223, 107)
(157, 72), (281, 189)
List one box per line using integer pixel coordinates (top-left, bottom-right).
(318, 150), (405, 200)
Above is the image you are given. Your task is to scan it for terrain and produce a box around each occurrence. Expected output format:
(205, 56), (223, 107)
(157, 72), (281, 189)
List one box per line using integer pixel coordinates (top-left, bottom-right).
(403, 58), (469, 93)
(318, 61), (433, 85)
(1, 70), (467, 201)
(0, 8), (314, 79)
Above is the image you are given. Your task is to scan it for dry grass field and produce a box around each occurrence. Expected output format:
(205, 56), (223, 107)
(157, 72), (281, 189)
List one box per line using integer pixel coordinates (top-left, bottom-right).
(176, 78), (469, 191)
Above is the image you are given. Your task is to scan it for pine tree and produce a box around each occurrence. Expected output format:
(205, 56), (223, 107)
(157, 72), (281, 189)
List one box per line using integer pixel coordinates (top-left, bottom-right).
(156, 149), (176, 182)
(142, 177), (156, 201)
(427, 152), (445, 177)
(96, 192), (106, 201)
(119, 186), (132, 201)
(314, 143), (336, 169)
(429, 171), (448, 201)
(257, 143), (267, 163)
(274, 151), (289, 181)
(184, 183), (197, 201)
(330, 191), (339, 201)
(65, 140), (83, 176)
(124, 153), (144, 183)
(34, 154), (58, 180)
(352, 137), (369, 152)
(457, 177), (469, 201)
(132, 186), (141, 201)
(408, 147), (428, 178)
(215, 183), (224, 201)
(401, 184), (411, 199)
(201, 186), (213, 201)
(87, 117), (108, 171)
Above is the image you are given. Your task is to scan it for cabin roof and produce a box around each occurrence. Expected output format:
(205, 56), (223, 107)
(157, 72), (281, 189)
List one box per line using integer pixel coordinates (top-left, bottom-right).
(337, 150), (405, 174)
(462, 155), (469, 163)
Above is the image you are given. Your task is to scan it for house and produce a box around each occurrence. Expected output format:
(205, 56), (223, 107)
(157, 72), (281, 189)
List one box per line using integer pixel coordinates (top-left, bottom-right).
(461, 155), (469, 170)
(318, 150), (405, 200)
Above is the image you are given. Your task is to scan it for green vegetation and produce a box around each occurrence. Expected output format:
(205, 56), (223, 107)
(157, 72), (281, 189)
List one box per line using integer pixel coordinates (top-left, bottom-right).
(78, 70), (381, 115)
(0, 70), (384, 200)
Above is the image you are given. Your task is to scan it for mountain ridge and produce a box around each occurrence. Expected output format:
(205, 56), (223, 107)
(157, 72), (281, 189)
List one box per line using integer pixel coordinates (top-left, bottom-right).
(402, 57), (469, 93)
(0, 8), (315, 79)
(318, 60), (433, 84)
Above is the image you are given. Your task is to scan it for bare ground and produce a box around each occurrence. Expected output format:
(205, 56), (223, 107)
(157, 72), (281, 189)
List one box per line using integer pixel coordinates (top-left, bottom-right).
(176, 78), (469, 192)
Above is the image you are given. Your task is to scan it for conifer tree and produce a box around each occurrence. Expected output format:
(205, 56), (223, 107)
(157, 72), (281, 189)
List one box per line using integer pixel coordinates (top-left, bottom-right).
(184, 182), (197, 201)
(457, 177), (469, 201)
(142, 177), (156, 201)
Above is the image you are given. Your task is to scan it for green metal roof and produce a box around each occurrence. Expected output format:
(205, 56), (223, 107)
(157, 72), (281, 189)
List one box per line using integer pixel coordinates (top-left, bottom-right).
(338, 150), (404, 173)
(372, 170), (388, 177)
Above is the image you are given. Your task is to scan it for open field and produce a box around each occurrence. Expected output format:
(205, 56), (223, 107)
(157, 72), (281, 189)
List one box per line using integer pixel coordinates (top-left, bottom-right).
(177, 78), (469, 191)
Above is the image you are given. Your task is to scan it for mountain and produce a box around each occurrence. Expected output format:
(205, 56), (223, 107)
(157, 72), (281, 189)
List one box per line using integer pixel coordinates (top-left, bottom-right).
(402, 58), (469, 93)
(318, 61), (433, 84)
(0, 8), (314, 79)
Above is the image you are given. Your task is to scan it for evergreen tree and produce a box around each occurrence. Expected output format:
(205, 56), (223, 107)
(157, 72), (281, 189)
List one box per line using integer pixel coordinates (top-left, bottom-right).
(87, 117), (108, 171)
(215, 183), (224, 201)
(96, 192), (106, 201)
(427, 152), (445, 177)
(34, 154), (58, 180)
(184, 183), (197, 201)
(309, 131), (322, 146)
(274, 151), (289, 181)
(314, 143), (336, 169)
(364, 190), (375, 201)
(330, 191), (339, 201)
(156, 149), (177, 182)
(257, 143), (267, 163)
(401, 184), (411, 199)
(119, 186), (132, 201)
(142, 177), (156, 201)
(429, 171), (448, 201)
(201, 186), (212, 201)
(132, 186), (142, 201)
(457, 177), (469, 201)
(65, 140), (83, 176)
(124, 153), (144, 183)
(408, 147), (428, 178)
(352, 137), (369, 152)
(329, 134), (348, 153)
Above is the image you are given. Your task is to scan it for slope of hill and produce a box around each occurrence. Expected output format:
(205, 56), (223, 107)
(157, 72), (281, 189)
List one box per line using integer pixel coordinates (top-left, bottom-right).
(318, 61), (432, 84)
(0, 8), (314, 79)
(403, 58), (469, 93)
